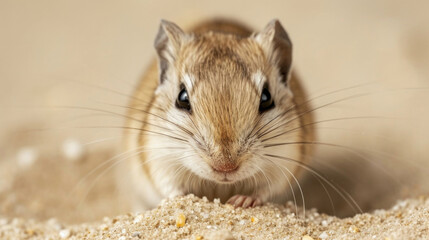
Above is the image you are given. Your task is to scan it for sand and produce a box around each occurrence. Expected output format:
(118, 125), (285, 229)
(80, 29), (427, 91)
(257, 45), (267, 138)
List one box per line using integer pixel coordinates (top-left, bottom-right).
(2, 143), (427, 240)
(1, 194), (428, 240)
(0, 141), (427, 240)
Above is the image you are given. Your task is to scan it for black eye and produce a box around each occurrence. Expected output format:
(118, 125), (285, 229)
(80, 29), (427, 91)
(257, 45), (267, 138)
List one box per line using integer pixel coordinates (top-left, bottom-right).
(259, 87), (275, 112)
(176, 87), (191, 111)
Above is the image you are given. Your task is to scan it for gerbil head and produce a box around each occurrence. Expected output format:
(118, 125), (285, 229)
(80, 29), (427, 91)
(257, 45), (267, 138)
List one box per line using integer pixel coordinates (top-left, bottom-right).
(147, 19), (302, 185)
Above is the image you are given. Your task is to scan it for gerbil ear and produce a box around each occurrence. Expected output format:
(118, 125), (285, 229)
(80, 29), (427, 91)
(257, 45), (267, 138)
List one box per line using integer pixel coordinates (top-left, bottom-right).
(154, 20), (186, 84)
(253, 19), (292, 85)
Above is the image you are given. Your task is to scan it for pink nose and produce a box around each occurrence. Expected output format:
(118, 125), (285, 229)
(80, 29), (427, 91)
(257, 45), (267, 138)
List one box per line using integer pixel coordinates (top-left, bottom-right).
(212, 164), (239, 173)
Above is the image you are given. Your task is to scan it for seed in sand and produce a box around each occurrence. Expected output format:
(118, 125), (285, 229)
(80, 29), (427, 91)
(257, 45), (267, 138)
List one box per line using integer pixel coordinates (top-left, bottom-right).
(25, 229), (35, 236)
(302, 235), (314, 240)
(349, 225), (360, 233)
(176, 213), (186, 227)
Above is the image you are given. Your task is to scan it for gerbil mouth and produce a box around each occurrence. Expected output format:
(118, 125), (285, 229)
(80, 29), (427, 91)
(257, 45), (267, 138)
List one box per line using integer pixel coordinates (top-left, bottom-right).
(210, 166), (240, 183)
(217, 174), (234, 183)
(211, 165), (239, 174)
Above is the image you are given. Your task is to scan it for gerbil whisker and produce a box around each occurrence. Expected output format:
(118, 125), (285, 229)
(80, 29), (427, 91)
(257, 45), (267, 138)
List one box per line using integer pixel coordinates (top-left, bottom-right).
(247, 114), (264, 139)
(313, 174), (336, 216)
(260, 115), (390, 142)
(142, 153), (198, 189)
(76, 147), (169, 208)
(43, 105), (185, 136)
(137, 151), (197, 168)
(52, 112), (117, 125)
(25, 109), (184, 140)
(247, 108), (289, 140)
(186, 115), (206, 147)
(185, 168), (194, 194)
(264, 140), (404, 185)
(100, 102), (196, 138)
(62, 78), (168, 111)
(253, 164), (273, 202)
(24, 124), (189, 145)
(250, 173), (257, 197)
(258, 85), (429, 140)
(99, 101), (208, 149)
(258, 93), (371, 139)
(83, 136), (120, 146)
(261, 114), (420, 173)
(312, 126), (394, 142)
(169, 165), (189, 192)
(248, 82), (375, 140)
(79, 149), (194, 208)
(84, 126), (189, 142)
(263, 153), (363, 214)
(256, 154), (300, 217)
(67, 145), (147, 204)
(69, 145), (185, 205)
(170, 165), (187, 182)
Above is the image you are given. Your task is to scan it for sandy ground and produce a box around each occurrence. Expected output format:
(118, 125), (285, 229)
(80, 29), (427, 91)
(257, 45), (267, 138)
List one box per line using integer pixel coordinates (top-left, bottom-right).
(1, 195), (428, 240)
(0, 133), (427, 239)
(1, 0), (429, 239)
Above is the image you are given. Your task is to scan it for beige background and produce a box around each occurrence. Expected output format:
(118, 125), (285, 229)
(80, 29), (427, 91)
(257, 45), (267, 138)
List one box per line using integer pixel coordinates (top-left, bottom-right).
(0, 0), (429, 222)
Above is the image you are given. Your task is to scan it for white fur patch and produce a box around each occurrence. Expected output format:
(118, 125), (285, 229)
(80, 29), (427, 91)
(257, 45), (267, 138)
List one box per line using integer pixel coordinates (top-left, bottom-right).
(252, 70), (266, 90)
(183, 73), (196, 90)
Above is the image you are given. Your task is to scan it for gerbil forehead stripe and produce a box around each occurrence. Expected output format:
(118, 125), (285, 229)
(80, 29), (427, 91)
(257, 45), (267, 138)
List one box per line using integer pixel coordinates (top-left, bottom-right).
(251, 70), (266, 91)
(182, 73), (196, 90)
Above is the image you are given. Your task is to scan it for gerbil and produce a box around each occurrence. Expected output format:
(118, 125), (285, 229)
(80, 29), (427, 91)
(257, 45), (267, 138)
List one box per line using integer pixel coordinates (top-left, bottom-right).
(124, 19), (314, 210)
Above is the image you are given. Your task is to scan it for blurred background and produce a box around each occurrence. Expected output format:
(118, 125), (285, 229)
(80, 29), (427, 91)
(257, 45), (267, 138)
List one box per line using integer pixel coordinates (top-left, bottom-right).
(0, 0), (429, 223)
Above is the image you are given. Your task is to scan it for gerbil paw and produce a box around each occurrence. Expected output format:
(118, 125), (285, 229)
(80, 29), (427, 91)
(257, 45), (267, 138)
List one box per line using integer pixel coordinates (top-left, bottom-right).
(226, 195), (262, 208)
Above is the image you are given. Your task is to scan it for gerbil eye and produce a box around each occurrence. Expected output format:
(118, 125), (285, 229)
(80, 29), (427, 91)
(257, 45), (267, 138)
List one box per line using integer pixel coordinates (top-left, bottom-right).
(176, 87), (191, 111)
(259, 87), (275, 112)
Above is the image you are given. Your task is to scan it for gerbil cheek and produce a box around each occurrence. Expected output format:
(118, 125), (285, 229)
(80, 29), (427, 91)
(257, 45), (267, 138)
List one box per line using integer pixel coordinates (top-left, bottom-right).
(181, 155), (212, 177)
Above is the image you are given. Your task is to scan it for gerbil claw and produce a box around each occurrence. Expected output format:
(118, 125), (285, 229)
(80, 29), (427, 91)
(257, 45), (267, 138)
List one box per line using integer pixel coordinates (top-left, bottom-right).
(226, 195), (262, 208)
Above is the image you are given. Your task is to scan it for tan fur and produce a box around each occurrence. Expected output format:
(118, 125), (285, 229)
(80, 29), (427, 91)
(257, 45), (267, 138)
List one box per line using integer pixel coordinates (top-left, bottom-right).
(124, 19), (314, 210)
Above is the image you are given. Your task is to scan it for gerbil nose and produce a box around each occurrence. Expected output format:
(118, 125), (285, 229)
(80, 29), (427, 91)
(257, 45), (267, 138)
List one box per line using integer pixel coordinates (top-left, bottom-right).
(212, 163), (239, 173)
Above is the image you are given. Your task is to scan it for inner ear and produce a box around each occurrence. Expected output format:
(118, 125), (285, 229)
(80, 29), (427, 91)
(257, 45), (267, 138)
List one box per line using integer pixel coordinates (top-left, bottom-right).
(253, 19), (293, 85)
(278, 65), (289, 84)
(158, 59), (169, 84)
(154, 20), (186, 84)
